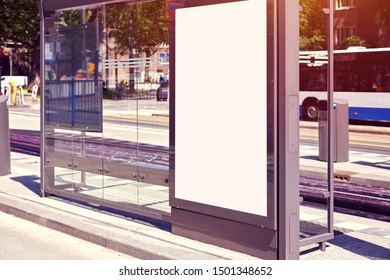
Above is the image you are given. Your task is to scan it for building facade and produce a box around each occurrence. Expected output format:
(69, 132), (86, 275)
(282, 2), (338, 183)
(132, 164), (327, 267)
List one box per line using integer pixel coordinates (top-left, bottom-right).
(321, 0), (387, 48)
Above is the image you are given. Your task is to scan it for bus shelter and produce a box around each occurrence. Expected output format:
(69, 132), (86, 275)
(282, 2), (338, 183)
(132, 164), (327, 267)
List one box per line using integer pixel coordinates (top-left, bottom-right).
(40, 0), (334, 259)
(40, 0), (172, 223)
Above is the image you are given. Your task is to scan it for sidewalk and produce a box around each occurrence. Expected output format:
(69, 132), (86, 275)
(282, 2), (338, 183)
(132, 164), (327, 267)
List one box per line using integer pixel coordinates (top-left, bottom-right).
(300, 121), (390, 188)
(0, 152), (389, 260)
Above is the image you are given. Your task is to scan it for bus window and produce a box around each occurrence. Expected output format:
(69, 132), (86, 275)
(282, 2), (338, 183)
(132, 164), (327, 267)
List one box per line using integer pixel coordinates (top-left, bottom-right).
(300, 64), (327, 91)
(299, 47), (390, 124)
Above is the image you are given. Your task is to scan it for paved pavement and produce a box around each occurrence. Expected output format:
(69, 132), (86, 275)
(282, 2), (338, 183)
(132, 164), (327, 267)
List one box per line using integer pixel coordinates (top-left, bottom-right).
(0, 211), (137, 260)
(0, 152), (259, 260)
(300, 121), (390, 188)
(1, 147), (389, 260)
(0, 100), (389, 260)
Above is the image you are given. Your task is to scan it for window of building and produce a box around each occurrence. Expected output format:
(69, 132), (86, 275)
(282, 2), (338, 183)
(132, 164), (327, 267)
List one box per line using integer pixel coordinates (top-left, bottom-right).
(336, 0), (354, 9)
(336, 26), (356, 46)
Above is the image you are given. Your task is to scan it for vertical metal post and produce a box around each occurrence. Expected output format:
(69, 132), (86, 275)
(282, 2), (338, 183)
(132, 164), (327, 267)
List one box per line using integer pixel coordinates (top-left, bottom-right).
(114, 47), (118, 88)
(300, 2), (335, 251)
(81, 9), (87, 185)
(39, 0), (46, 197)
(103, 4), (109, 89)
(278, 0), (300, 260)
(0, 66), (2, 93)
(327, 0), (335, 235)
(128, 18), (133, 93)
(0, 95), (10, 176)
(9, 51), (12, 81)
(71, 79), (76, 127)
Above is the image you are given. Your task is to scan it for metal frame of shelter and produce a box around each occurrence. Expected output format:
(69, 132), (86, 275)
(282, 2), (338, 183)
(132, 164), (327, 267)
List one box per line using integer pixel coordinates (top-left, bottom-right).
(39, 0), (172, 223)
(39, 0), (335, 260)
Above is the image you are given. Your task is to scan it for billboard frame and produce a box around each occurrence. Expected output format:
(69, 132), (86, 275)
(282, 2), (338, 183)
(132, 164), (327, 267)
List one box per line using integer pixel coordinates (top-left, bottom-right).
(169, 0), (300, 260)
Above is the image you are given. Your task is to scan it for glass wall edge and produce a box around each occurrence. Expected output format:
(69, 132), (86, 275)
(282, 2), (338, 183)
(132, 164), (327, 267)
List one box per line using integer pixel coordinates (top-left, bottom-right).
(39, 0), (46, 197)
(43, 0), (140, 12)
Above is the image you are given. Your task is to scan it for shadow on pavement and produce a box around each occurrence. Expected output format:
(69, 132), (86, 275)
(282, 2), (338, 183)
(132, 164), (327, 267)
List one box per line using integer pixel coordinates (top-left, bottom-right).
(11, 175), (40, 196)
(354, 160), (390, 171)
(328, 231), (390, 260)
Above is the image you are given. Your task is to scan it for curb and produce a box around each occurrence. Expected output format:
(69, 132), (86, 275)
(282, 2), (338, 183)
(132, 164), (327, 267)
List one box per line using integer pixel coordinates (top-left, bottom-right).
(300, 121), (390, 135)
(0, 191), (253, 260)
(0, 196), (168, 260)
(300, 166), (390, 188)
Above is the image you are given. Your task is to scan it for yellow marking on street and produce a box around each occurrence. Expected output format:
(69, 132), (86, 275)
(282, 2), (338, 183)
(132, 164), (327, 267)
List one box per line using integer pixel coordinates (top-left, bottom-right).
(349, 141), (390, 149)
(103, 115), (168, 126)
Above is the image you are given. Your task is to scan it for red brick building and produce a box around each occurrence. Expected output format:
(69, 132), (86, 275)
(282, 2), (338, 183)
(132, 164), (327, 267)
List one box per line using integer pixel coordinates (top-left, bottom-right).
(322, 0), (385, 48)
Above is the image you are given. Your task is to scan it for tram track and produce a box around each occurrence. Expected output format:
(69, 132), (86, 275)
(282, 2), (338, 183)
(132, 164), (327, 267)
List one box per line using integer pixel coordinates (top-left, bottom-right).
(9, 129), (390, 217)
(300, 135), (390, 154)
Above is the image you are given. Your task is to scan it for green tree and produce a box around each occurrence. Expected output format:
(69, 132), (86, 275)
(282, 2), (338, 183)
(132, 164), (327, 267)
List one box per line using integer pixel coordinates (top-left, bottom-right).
(299, 0), (326, 50)
(106, 0), (168, 57)
(105, 0), (168, 84)
(339, 35), (366, 49)
(0, 0), (40, 79)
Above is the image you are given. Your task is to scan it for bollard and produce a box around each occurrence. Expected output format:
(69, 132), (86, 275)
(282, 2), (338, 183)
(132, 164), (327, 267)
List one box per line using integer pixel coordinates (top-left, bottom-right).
(3, 83), (11, 105)
(31, 84), (38, 100)
(10, 82), (16, 105)
(0, 95), (11, 175)
(16, 85), (25, 105)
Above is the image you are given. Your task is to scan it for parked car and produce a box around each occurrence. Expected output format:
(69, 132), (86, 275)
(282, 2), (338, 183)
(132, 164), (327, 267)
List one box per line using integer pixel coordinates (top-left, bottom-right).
(156, 81), (169, 101)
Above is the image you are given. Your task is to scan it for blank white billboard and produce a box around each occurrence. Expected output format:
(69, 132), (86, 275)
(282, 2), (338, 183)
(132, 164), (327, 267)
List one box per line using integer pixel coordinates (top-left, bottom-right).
(175, 0), (268, 216)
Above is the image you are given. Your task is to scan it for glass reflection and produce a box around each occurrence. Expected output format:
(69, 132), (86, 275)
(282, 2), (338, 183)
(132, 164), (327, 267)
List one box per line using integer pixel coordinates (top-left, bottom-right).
(299, 55), (332, 237)
(43, 0), (170, 217)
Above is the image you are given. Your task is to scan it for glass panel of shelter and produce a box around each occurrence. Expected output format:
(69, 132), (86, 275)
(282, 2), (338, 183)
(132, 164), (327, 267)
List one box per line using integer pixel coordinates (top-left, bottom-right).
(99, 1), (139, 209)
(41, 1), (171, 216)
(299, 53), (333, 244)
(43, 12), (69, 192)
(134, 1), (170, 216)
(44, 10), (105, 200)
(100, 0), (170, 215)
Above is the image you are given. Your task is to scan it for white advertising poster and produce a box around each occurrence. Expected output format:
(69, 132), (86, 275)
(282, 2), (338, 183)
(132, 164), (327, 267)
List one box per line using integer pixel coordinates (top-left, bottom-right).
(175, 0), (268, 216)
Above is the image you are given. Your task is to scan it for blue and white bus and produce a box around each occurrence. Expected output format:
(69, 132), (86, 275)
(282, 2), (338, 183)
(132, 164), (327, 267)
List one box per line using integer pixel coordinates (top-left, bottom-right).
(299, 47), (390, 125)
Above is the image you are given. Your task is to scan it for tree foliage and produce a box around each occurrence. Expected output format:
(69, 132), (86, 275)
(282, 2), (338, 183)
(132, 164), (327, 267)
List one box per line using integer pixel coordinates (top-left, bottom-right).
(0, 0), (168, 79)
(106, 0), (168, 57)
(0, 0), (39, 47)
(372, 0), (390, 47)
(300, 0), (390, 50)
(299, 0), (326, 51)
(340, 35), (366, 49)
(1, 0), (388, 79)
(0, 0), (40, 77)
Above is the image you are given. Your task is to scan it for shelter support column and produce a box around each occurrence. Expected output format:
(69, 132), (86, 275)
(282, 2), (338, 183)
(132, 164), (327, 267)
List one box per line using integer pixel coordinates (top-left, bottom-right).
(170, 0), (300, 260)
(277, 0), (300, 260)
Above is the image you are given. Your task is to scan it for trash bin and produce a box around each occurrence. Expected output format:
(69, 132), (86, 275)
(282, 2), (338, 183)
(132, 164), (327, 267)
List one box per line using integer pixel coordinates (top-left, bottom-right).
(318, 98), (349, 162)
(0, 95), (11, 176)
